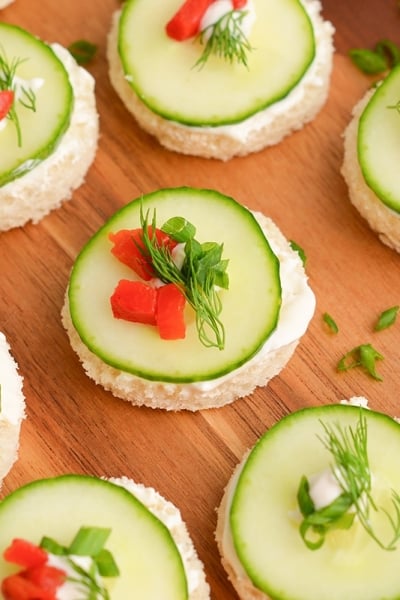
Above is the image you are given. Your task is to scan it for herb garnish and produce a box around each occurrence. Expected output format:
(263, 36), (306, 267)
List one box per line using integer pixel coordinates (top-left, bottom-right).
(374, 305), (399, 331)
(140, 207), (229, 350)
(297, 412), (400, 551)
(0, 49), (37, 146)
(194, 10), (253, 69)
(289, 240), (306, 266)
(68, 40), (97, 65)
(349, 39), (400, 74)
(337, 343), (384, 380)
(41, 526), (119, 599)
(323, 312), (339, 334)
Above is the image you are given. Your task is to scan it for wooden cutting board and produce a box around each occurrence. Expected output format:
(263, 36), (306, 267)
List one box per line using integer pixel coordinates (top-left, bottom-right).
(1, 1), (399, 598)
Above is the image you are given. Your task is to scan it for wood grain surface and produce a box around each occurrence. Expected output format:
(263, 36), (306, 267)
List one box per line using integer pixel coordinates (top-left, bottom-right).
(1, 1), (399, 598)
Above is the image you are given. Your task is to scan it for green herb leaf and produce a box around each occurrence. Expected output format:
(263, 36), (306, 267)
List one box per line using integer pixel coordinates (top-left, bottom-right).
(68, 39), (97, 65)
(140, 207), (229, 350)
(194, 10), (253, 69)
(161, 216), (196, 243)
(297, 413), (400, 551)
(349, 48), (388, 74)
(323, 312), (339, 334)
(375, 39), (400, 67)
(374, 305), (399, 331)
(289, 240), (306, 266)
(337, 343), (384, 380)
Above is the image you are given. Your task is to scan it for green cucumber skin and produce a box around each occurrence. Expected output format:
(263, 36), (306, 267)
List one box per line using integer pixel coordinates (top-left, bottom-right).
(358, 64), (400, 214)
(68, 187), (281, 383)
(229, 405), (400, 600)
(118, 0), (315, 127)
(0, 23), (73, 187)
(0, 474), (188, 599)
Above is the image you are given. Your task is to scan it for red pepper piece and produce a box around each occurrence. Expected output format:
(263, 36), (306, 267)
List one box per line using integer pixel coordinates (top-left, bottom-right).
(0, 90), (14, 121)
(166, 0), (215, 41)
(156, 284), (186, 340)
(23, 565), (66, 594)
(3, 539), (47, 569)
(110, 279), (158, 325)
(1, 573), (54, 600)
(109, 228), (176, 281)
(232, 0), (247, 8)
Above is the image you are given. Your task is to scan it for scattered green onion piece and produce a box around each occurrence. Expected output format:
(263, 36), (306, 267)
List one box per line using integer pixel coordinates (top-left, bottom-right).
(69, 526), (111, 556)
(289, 240), (306, 266)
(95, 548), (120, 577)
(337, 343), (384, 380)
(68, 40), (97, 65)
(161, 216), (196, 243)
(374, 305), (399, 331)
(349, 48), (388, 74)
(323, 312), (339, 334)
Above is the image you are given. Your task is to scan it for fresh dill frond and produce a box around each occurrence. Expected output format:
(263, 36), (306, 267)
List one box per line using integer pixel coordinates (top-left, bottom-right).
(194, 10), (253, 69)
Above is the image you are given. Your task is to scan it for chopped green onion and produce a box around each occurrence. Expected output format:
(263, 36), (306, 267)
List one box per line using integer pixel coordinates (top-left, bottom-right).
(161, 216), (196, 243)
(69, 526), (111, 556)
(349, 39), (400, 74)
(95, 548), (120, 577)
(337, 343), (384, 381)
(374, 305), (399, 331)
(289, 240), (306, 266)
(68, 40), (97, 65)
(323, 312), (339, 334)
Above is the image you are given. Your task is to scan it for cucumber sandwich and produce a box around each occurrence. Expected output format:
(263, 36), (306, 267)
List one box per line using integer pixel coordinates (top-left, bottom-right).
(107, 0), (334, 160)
(216, 401), (400, 600)
(342, 65), (400, 253)
(0, 332), (25, 487)
(0, 23), (99, 231)
(0, 474), (210, 599)
(62, 187), (315, 410)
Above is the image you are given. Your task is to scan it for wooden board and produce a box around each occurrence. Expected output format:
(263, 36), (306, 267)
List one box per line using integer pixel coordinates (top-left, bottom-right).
(1, 1), (399, 598)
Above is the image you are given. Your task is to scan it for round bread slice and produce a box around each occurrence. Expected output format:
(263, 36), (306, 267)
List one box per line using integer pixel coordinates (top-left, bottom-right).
(107, 0), (334, 160)
(0, 332), (25, 486)
(0, 43), (99, 231)
(61, 208), (315, 411)
(108, 476), (210, 599)
(341, 88), (400, 253)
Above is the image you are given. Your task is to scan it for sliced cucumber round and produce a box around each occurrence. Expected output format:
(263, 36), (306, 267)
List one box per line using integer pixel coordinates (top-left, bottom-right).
(0, 475), (188, 599)
(228, 405), (400, 600)
(0, 23), (73, 187)
(117, 0), (315, 126)
(68, 187), (281, 383)
(358, 64), (400, 214)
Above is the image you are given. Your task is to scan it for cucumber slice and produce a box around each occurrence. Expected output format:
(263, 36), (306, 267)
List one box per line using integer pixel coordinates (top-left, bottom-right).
(67, 187), (281, 383)
(228, 405), (400, 600)
(0, 475), (188, 599)
(117, 0), (315, 126)
(358, 64), (400, 213)
(0, 23), (73, 187)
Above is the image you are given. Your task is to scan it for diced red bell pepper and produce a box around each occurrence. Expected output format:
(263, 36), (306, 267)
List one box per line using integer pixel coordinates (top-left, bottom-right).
(0, 90), (14, 121)
(156, 284), (186, 340)
(166, 0), (215, 41)
(1, 573), (55, 600)
(232, 0), (247, 8)
(3, 540), (47, 569)
(109, 227), (177, 281)
(23, 566), (66, 593)
(110, 279), (157, 325)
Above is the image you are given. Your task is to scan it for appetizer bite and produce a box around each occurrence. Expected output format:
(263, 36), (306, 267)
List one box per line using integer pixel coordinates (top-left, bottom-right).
(216, 403), (400, 600)
(0, 23), (99, 231)
(0, 474), (210, 599)
(107, 0), (334, 160)
(342, 64), (400, 252)
(62, 187), (315, 411)
(0, 332), (25, 486)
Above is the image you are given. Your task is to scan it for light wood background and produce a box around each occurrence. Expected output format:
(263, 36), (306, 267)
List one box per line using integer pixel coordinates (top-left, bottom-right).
(1, 1), (399, 598)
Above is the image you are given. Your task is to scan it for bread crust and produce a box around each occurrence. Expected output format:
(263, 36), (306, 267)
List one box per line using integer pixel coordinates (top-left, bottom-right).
(0, 43), (99, 231)
(107, 1), (334, 160)
(341, 88), (400, 253)
(61, 211), (314, 411)
(108, 476), (210, 599)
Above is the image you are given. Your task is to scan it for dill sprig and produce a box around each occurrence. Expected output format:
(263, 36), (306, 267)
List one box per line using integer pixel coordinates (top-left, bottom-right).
(297, 412), (400, 551)
(0, 48), (37, 146)
(194, 9), (253, 69)
(140, 207), (229, 350)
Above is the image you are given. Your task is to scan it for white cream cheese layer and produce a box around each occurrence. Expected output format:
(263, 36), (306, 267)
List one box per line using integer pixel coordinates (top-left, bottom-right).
(0, 332), (24, 425)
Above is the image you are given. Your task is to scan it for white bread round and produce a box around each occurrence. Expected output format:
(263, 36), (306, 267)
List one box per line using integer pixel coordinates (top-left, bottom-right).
(107, 0), (334, 161)
(341, 88), (400, 253)
(0, 43), (99, 232)
(108, 476), (210, 599)
(61, 212), (315, 411)
(0, 333), (25, 487)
